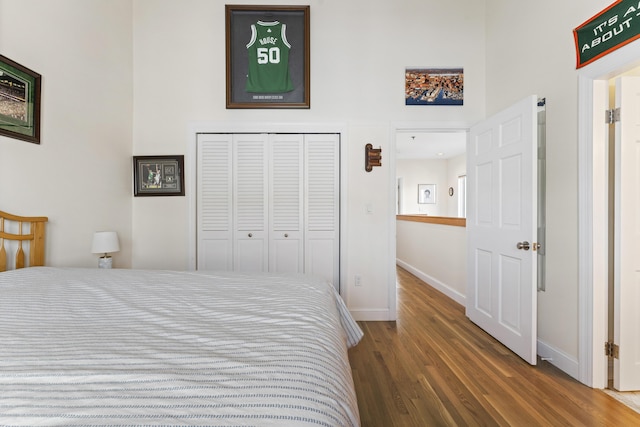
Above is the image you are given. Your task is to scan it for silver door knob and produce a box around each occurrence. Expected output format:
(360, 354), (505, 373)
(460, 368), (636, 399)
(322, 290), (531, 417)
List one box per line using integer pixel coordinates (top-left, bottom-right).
(517, 241), (530, 250)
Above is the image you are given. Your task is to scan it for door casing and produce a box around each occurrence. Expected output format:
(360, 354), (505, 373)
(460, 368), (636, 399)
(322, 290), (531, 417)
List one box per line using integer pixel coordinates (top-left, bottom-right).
(578, 39), (640, 389)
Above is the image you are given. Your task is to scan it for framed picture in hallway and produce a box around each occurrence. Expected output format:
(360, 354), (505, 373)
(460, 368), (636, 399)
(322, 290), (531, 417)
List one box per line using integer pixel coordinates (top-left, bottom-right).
(0, 54), (41, 144)
(418, 184), (436, 204)
(225, 5), (310, 109)
(133, 155), (185, 197)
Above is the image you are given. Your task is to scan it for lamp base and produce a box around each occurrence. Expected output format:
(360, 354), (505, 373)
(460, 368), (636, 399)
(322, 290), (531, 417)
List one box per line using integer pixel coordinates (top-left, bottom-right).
(98, 256), (113, 269)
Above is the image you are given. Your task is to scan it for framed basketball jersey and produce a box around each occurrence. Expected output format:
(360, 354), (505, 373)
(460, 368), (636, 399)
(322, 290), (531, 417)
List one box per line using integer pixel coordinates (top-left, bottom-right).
(226, 5), (310, 109)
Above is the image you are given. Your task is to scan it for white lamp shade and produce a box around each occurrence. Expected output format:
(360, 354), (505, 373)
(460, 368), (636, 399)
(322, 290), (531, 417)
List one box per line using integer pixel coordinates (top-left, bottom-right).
(91, 231), (120, 254)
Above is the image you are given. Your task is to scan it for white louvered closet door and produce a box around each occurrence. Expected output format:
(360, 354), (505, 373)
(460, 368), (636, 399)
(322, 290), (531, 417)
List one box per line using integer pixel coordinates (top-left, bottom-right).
(197, 133), (340, 288)
(197, 134), (234, 270)
(269, 134), (304, 273)
(233, 134), (269, 272)
(305, 134), (340, 290)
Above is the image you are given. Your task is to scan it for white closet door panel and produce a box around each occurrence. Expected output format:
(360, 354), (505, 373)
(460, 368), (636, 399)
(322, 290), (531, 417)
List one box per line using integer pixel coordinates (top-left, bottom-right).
(234, 134), (268, 272)
(272, 237), (303, 272)
(269, 134), (304, 273)
(234, 134), (268, 231)
(306, 233), (337, 285)
(270, 134), (303, 231)
(235, 237), (267, 272)
(199, 239), (233, 271)
(197, 134), (233, 270)
(305, 134), (339, 232)
(305, 134), (340, 289)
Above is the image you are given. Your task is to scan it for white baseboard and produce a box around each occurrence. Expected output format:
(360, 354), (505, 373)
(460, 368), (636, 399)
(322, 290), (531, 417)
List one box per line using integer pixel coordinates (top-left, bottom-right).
(396, 259), (465, 306)
(349, 309), (392, 322)
(537, 338), (580, 381)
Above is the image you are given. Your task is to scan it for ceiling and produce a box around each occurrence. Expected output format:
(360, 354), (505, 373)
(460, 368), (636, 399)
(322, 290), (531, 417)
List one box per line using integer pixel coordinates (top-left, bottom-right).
(396, 130), (467, 160)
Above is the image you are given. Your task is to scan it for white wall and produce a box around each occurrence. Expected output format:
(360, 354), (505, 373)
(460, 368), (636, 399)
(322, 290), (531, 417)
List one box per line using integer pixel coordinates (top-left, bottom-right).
(484, 0), (612, 373)
(397, 154), (466, 216)
(0, 0), (133, 268)
(131, 0), (487, 319)
(397, 159), (448, 215)
(396, 220), (466, 303)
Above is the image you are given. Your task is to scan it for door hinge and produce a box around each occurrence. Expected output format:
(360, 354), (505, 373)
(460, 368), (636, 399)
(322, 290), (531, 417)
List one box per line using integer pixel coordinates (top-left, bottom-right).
(606, 108), (620, 124)
(605, 341), (619, 359)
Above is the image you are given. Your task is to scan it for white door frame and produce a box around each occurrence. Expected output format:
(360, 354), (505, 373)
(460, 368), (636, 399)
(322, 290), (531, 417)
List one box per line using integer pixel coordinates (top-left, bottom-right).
(396, 177), (403, 215)
(578, 41), (640, 388)
(390, 121), (470, 322)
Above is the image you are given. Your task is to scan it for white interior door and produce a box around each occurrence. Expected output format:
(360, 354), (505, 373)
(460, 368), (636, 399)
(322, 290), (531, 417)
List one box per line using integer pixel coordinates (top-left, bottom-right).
(466, 95), (538, 365)
(613, 76), (640, 391)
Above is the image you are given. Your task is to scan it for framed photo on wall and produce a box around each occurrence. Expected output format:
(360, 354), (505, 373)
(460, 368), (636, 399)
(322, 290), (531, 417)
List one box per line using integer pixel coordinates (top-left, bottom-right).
(405, 67), (463, 106)
(0, 55), (41, 144)
(226, 5), (310, 109)
(133, 155), (185, 197)
(418, 184), (436, 204)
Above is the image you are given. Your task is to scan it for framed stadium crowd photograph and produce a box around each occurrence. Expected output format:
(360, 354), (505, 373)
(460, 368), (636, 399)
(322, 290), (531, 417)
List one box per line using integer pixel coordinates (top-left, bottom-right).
(133, 155), (185, 197)
(225, 5), (310, 109)
(0, 54), (41, 144)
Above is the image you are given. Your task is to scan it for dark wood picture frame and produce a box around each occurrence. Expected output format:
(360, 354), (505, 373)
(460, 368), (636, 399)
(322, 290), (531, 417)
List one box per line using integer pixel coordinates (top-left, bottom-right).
(133, 155), (185, 197)
(226, 5), (310, 109)
(0, 54), (41, 144)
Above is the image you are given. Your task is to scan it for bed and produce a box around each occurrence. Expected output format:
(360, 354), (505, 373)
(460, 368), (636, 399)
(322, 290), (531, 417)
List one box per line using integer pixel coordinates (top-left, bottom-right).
(0, 211), (363, 426)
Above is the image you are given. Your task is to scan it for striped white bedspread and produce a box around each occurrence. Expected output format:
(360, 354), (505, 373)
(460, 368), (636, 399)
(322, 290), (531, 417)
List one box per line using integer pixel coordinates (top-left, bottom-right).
(0, 267), (363, 426)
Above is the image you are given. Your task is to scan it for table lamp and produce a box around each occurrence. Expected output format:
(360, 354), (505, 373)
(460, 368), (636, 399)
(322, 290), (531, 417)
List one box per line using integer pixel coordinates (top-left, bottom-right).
(91, 231), (120, 268)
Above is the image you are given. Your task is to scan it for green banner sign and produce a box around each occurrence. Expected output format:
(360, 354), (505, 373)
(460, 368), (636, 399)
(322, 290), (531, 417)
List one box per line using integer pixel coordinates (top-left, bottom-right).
(574, 0), (640, 68)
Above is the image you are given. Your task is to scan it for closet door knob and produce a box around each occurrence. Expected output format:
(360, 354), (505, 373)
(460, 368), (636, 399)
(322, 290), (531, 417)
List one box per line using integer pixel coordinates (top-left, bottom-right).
(284, 233), (289, 238)
(248, 233), (253, 238)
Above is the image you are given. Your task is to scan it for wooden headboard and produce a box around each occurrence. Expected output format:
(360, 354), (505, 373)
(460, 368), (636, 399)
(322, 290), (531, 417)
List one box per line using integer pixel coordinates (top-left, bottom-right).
(0, 210), (48, 271)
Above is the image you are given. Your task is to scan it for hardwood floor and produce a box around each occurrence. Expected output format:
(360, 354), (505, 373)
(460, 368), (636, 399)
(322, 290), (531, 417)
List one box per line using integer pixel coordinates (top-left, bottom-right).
(348, 267), (640, 426)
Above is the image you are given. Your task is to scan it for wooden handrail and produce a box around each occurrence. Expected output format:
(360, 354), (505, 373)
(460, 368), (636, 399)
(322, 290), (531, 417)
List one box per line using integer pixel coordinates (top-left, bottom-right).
(396, 214), (466, 227)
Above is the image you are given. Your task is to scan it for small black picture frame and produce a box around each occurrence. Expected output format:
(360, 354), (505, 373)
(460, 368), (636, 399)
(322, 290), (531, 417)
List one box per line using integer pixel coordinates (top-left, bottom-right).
(0, 54), (41, 144)
(133, 155), (185, 197)
(226, 5), (310, 109)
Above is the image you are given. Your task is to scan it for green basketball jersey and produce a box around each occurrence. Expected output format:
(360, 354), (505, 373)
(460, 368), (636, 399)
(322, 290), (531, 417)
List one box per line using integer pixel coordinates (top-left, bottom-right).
(245, 21), (294, 93)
